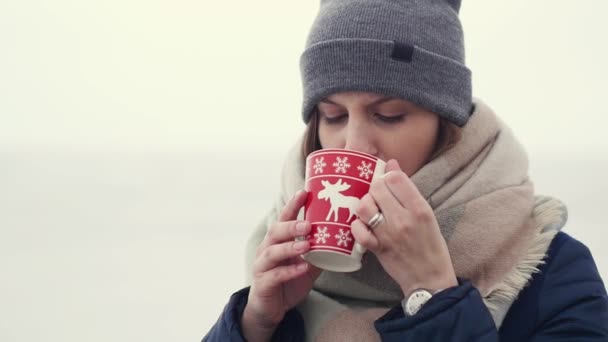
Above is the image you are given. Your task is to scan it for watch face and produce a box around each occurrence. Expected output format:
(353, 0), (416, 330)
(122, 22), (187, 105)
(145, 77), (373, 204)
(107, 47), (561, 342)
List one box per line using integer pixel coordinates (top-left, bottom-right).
(405, 289), (433, 316)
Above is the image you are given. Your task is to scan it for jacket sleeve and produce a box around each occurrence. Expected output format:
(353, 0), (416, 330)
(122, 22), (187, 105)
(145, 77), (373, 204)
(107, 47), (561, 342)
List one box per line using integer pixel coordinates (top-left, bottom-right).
(528, 234), (608, 341)
(374, 279), (498, 342)
(373, 232), (608, 342)
(202, 287), (305, 342)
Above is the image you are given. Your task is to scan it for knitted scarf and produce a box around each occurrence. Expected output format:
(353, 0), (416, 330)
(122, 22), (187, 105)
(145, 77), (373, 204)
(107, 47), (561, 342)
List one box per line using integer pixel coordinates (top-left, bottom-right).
(245, 98), (567, 341)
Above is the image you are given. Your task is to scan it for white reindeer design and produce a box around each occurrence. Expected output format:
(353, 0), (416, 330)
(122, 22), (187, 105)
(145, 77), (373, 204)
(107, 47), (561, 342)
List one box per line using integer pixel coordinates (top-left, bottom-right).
(318, 179), (360, 222)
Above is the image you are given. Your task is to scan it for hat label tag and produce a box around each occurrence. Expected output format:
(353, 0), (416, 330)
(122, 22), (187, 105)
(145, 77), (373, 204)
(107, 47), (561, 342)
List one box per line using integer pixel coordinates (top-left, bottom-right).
(390, 41), (414, 63)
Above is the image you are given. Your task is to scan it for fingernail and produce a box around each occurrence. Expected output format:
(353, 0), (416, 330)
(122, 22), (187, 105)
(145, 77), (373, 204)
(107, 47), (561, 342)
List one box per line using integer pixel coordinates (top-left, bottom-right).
(294, 240), (308, 252)
(296, 222), (307, 235)
(297, 263), (308, 271)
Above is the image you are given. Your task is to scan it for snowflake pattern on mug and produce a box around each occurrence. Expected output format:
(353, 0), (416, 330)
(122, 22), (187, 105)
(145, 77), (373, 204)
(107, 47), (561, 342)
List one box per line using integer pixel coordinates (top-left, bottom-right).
(313, 157), (327, 174)
(357, 161), (373, 180)
(333, 157), (351, 174)
(314, 226), (330, 244)
(335, 229), (353, 247)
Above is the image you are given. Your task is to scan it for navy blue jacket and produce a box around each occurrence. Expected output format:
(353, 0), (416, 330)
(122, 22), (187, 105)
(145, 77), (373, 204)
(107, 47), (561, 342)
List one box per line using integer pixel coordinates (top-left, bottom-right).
(203, 232), (608, 341)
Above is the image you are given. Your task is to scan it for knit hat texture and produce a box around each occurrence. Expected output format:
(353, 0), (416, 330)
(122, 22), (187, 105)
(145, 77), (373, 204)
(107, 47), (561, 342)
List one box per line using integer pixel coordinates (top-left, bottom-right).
(299, 0), (472, 126)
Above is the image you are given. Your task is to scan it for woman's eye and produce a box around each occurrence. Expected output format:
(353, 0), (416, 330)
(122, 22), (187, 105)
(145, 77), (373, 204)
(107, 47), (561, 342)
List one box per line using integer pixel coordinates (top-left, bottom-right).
(321, 114), (347, 124)
(375, 113), (405, 123)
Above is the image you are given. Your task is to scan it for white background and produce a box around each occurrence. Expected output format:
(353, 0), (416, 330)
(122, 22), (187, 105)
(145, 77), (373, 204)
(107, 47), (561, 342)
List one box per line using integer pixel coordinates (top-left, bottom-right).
(1, 1), (607, 341)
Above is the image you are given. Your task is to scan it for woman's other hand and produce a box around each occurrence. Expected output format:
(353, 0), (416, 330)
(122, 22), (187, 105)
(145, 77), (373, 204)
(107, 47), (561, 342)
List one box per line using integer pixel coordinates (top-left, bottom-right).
(351, 159), (458, 297)
(242, 190), (321, 342)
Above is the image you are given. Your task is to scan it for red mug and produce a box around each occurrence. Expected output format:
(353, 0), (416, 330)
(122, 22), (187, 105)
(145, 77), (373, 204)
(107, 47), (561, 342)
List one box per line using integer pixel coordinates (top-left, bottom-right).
(301, 148), (386, 272)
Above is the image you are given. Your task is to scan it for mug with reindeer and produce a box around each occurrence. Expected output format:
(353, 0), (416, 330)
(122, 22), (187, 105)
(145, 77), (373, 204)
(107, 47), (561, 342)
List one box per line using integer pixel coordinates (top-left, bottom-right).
(302, 148), (386, 272)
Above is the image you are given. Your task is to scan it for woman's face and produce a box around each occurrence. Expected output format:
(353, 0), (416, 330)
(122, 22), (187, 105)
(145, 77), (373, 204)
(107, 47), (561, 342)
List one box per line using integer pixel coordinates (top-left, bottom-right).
(317, 91), (440, 176)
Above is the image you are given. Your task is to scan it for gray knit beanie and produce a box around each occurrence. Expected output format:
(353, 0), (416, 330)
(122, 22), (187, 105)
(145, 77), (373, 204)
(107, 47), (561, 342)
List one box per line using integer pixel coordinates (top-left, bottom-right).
(299, 0), (472, 126)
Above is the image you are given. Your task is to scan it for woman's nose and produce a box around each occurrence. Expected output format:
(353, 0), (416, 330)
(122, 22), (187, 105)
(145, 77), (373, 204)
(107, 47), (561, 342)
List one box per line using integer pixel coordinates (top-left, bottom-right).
(343, 120), (376, 155)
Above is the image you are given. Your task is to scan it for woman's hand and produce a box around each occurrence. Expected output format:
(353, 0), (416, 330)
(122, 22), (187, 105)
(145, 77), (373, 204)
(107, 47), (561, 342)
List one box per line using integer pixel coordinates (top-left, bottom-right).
(351, 159), (458, 297)
(242, 190), (322, 342)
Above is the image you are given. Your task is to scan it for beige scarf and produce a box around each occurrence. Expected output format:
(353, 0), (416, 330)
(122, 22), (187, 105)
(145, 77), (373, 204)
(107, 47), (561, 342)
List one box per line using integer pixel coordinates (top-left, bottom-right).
(245, 98), (567, 341)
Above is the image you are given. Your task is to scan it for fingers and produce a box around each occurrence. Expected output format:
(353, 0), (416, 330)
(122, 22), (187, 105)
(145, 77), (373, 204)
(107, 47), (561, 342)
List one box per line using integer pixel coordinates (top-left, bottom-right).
(253, 189), (312, 284)
(278, 190), (308, 222)
(260, 189), (310, 249)
(370, 173), (403, 216)
(382, 160), (426, 210)
(384, 159), (401, 173)
(351, 219), (380, 251)
(256, 262), (311, 289)
(254, 239), (310, 274)
(355, 193), (380, 225)
(262, 220), (311, 248)
(353, 194), (381, 251)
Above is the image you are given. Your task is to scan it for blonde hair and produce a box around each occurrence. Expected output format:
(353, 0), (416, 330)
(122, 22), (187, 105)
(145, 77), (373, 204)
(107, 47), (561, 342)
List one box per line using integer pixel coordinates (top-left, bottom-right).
(300, 106), (462, 163)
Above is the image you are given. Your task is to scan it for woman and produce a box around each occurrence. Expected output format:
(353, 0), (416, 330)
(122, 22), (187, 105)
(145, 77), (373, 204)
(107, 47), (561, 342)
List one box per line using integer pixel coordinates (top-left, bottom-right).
(204, 0), (608, 340)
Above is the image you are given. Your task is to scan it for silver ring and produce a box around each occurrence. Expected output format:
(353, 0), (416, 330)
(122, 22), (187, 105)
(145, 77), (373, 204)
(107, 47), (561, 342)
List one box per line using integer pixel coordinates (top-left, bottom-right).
(367, 212), (384, 230)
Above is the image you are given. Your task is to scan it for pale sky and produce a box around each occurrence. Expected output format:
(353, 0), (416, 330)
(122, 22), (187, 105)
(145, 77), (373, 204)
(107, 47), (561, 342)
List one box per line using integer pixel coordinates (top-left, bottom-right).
(1, 0), (607, 156)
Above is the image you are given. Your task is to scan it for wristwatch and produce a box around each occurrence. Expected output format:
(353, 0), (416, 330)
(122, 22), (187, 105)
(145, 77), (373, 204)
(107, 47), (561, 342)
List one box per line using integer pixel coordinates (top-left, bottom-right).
(402, 288), (444, 317)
